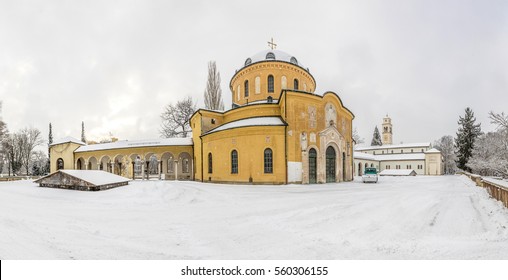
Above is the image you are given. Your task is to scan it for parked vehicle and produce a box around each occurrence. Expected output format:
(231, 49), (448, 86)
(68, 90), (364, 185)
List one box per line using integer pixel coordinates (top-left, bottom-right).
(362, 167), (378, 183)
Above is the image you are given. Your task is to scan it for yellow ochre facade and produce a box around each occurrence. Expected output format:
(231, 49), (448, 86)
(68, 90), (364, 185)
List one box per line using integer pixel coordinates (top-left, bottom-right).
(50, 48), (355, 184)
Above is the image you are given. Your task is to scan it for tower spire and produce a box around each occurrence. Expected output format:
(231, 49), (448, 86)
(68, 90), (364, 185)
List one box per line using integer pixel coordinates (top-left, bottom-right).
(382, 115), (393, 145)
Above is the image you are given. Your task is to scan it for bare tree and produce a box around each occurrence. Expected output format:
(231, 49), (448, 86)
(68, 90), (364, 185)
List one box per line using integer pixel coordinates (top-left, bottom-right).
(30, 150), (49, 176)
(19, 127), (44, 175)
(433, 135), (457, 174)
(489, 111), (508, 131)
(352, 127), (364, 144)
(468, 132), (508, 177)
(204, 61), (224, 111)
(0, 102), (7, 174)
(2, 133), (22, 175)
(160, 97), (196, 138)
(467, 111), (508, 177)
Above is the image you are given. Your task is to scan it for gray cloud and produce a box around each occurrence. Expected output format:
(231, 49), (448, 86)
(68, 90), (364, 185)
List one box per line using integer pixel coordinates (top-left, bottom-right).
(1, 0), (507, 146)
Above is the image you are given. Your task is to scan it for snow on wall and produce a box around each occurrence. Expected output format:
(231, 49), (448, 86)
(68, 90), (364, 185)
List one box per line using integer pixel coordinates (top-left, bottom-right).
(288, 161), (302, 183)
(75, 138), (193, 152)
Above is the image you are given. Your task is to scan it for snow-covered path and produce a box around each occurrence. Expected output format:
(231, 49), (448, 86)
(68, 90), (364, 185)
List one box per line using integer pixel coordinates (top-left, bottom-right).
(0, 175), (507, 259)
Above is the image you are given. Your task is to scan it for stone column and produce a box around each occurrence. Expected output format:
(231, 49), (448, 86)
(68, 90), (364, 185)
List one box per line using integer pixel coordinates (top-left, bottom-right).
(141, 161), (145, 180)
(158, 160), (162, 180)
(174, 160), (179, 181)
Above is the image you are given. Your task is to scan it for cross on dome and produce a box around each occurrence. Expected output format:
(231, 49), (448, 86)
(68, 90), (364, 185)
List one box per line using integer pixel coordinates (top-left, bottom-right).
(267, 38), (277, 50)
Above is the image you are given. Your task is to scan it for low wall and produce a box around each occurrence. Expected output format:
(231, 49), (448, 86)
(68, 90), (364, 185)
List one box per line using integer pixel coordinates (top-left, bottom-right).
(461, 172), (508, 208)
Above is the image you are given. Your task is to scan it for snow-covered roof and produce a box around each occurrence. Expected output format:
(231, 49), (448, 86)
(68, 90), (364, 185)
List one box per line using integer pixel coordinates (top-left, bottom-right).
(204, 117), (286, 135)
(353, 152), (426, 161)
(379, 169), (417, 176)
(243, 49), (307, 71)
(424, 148), (441, 154)
(355, 142), (431, 151)
(75, 138), (193, 153)
(246, 99), (279, 105)
(51, 136), (86, 147)
(354, 152), (376, 161)
(59, 170), (129, 185)
(374, 153), (426, 161)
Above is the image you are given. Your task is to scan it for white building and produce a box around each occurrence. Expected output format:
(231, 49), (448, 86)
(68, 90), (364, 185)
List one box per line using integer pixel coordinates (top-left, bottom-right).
(354, 116), (443, 176)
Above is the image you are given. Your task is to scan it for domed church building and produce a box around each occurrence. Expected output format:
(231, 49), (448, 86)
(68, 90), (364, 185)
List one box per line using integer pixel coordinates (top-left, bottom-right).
(191, 48), (355, 184)
(49, 47), (355, 185)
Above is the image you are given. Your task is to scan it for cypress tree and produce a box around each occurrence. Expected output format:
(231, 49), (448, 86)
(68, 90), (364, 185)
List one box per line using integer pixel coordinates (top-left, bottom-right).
(48, 122), (53, 167)
(454, 107), (482, 172)
(48, 123), (53, 146)
(81, 121), (86, 143)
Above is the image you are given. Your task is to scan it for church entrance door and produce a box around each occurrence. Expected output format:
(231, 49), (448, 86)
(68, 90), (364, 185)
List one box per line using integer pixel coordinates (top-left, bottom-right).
(326, 146), (336, 183)
(309, 148), (317, 184)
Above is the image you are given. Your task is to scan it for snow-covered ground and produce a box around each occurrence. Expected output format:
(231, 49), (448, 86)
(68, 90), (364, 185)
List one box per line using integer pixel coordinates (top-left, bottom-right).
(0, 175), (507, 259)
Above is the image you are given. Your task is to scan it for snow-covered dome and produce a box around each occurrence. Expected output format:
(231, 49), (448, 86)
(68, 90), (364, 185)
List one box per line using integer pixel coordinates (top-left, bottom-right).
(243, 49), (307, 71)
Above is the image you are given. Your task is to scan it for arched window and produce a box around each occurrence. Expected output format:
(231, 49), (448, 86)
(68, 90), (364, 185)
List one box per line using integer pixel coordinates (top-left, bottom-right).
(294, 79), (299, 90)
(149, 155), (158, 175)
(264, 148), (273, 173)
(231, 150), (238, 174)
(290, 57), (298, 64)
(266, 52), (275, 59)
(267, 75), (274, 93)
(208, 153), (213, 174)
(133, 156), (141, 175)
(57, 158), (64, 170)
(267, 96), (273, 103)
(245, 58), (252, 66)
(244, 80), (249, 97)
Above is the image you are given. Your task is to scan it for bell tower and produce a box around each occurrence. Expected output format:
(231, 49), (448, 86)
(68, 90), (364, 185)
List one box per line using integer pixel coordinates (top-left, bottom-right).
(382, 115), (393, 145)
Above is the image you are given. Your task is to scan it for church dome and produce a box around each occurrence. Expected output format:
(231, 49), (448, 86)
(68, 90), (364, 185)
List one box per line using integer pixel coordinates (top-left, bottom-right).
(243, 49), (308, 71)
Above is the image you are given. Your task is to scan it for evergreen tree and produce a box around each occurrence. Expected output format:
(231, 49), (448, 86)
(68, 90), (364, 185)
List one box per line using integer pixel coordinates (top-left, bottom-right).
(204, 61), (224, 111)
(371, 126), (382, 146)
(454, 107), (482, 172)
(81, 121), (86, 143)
(48, 123), (53, 145)
(48, 122), (53, 169)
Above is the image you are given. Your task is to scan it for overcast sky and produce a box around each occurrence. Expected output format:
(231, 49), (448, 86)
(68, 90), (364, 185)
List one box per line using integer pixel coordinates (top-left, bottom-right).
(1, 0), (507, 146)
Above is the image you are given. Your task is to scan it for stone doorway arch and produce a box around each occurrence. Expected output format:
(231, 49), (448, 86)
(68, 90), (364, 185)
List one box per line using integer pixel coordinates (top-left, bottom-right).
(326, 146), (336, 183)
